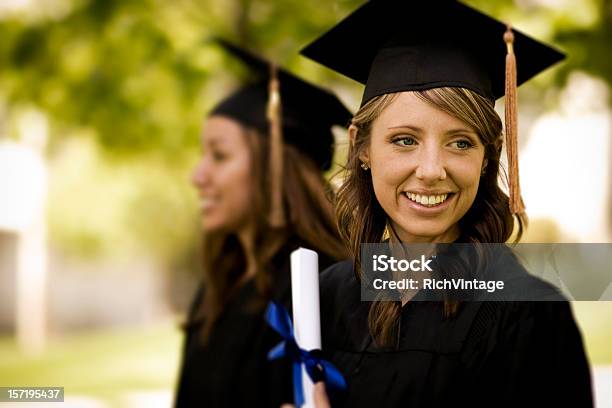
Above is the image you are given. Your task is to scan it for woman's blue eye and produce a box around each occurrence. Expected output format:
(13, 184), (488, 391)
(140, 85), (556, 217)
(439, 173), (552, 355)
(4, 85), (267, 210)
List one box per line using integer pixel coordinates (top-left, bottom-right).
(454, 140), (472, 149)
(394, 137), (416, 147)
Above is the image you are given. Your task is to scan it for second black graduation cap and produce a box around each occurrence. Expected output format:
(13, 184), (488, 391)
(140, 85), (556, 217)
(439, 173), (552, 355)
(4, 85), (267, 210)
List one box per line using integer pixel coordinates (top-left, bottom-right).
(210, 38), (352, 170)
(300, 0), (565, 106)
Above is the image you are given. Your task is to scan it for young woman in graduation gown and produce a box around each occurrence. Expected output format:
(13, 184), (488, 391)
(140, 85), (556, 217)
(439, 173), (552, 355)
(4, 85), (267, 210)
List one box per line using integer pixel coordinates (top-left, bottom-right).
(174, 40), (350, 407)
(298, 1), (594, 407)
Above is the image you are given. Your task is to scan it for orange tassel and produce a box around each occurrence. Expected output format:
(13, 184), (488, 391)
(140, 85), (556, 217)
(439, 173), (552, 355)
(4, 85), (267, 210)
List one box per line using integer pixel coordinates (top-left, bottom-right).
(267, 64), (285, 227)
(504, 25), (525, 216)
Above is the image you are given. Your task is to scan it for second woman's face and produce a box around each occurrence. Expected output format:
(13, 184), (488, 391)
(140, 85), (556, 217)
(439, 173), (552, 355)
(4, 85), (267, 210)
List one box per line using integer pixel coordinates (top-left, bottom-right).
(360, 92), (486, 243)
(192, 116), (253, 233)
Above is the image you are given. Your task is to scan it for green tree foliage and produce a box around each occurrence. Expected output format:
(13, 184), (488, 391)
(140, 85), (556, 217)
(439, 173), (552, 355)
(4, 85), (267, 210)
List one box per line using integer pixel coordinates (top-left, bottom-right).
(468, 0), (611, 103)
(554, 0), (612, 96)
(0, 0), (364, 155)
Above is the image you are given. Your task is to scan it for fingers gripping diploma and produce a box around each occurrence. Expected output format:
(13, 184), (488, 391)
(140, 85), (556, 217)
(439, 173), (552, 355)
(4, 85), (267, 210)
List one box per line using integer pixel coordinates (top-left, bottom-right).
(281, 382), (331, 408)
(314, 382), (331, 407)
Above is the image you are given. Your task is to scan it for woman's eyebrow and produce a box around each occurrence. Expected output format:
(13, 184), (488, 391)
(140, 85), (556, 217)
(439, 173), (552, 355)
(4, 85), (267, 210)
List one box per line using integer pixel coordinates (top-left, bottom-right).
(446, 128), (476, 135)
(386, 125), (476, 135)
(205, 137), (224, 149)
(387, 124), (423, 131)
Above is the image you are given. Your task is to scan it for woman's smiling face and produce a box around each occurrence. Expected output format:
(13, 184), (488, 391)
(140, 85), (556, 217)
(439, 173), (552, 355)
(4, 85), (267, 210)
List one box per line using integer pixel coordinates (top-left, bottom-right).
(357, 91), (486, 243)
(191, 116), (254, 233)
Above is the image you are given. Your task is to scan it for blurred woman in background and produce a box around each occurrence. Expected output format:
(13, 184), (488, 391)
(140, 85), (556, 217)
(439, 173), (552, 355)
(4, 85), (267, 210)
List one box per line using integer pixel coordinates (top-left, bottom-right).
(174, 40), (350, 407)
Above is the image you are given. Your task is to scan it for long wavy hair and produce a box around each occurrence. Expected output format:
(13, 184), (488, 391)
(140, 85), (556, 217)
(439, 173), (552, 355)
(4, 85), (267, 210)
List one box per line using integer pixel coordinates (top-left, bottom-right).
(335, 87), (527, 346)
(195, 124), (349, 341)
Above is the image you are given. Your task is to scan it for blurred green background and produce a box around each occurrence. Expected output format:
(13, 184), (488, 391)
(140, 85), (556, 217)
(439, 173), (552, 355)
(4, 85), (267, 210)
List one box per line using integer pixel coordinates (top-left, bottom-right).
(0, 0), (610, 407)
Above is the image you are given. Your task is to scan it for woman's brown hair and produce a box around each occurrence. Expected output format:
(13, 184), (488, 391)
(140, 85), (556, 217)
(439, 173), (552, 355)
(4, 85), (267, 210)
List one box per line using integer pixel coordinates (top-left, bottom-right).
(196, 125), (349, 341)
(335, 87), (527, 346)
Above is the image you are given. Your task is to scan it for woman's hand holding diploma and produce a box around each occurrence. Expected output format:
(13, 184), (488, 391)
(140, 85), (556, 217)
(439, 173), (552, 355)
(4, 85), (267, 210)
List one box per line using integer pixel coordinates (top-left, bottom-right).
(281, 382), (331, 408)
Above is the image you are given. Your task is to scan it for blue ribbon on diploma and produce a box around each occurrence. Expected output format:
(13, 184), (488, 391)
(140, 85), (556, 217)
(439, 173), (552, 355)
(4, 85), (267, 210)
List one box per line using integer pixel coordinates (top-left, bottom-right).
(265, 301), (347, 406)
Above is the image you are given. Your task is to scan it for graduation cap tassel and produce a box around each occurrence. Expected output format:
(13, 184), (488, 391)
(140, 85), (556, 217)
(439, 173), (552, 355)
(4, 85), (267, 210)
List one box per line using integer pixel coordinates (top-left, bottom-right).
(504, 25), (525, 216)
(267, 64), (286, 227)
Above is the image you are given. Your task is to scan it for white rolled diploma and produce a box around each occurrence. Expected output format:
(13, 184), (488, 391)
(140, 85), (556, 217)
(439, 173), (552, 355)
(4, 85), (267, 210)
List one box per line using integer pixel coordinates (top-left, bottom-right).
(290, 247), (321, 408)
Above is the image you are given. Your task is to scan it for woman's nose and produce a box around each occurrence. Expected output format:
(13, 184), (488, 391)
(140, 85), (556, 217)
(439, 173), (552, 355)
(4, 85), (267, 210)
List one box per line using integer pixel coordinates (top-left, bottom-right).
(415, 146), (446, 182)
(191, 158), (210, 189)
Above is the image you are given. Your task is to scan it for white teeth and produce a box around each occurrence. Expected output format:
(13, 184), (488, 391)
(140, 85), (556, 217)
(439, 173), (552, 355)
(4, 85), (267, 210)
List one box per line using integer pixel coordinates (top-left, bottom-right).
(200, 198), (217, 209)
(405, 192), (452, 207)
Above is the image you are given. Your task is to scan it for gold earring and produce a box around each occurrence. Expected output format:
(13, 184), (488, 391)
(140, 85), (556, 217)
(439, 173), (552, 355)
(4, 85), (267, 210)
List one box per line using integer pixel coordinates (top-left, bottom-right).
(361, 162), (370, 171)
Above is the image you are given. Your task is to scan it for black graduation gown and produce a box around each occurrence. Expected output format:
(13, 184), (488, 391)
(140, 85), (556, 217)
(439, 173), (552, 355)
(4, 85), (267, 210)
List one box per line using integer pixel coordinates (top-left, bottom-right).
(174, 240), (337, 408)
(319, 250), (594, 408)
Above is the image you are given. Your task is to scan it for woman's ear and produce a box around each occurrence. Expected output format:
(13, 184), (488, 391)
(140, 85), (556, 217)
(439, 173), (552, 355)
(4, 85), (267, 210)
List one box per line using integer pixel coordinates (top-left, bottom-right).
(482, 158), (488, 174)
(349, 124), (370, 164)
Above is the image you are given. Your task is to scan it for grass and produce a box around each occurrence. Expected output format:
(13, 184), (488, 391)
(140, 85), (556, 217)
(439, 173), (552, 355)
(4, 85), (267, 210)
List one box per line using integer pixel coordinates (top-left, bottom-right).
(0, 321), (183, 407)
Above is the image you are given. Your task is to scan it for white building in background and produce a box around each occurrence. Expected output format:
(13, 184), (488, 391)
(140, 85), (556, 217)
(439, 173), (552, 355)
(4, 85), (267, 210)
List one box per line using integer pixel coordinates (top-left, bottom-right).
(0, 110), (48, 355)
(520, 72), (612, 242)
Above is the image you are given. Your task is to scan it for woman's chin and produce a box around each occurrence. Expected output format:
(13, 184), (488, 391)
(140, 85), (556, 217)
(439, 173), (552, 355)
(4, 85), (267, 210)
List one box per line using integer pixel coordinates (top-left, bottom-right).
(393, 220), (457, 243)
(201, 217), (227, 233)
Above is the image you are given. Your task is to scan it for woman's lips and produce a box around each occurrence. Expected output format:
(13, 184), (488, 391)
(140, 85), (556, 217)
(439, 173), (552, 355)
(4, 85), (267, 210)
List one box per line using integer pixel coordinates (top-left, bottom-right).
(400, 192), (456, 216)
(199, 197), (219, 212)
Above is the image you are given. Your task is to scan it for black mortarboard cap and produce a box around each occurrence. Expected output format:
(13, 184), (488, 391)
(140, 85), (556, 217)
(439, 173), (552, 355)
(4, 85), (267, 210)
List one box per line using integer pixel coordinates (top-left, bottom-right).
(301, 0), (565, 106)
(210, 38), (352, 170)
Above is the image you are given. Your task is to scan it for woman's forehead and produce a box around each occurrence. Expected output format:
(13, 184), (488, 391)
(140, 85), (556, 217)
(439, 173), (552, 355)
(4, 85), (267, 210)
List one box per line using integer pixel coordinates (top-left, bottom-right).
(374, 92), (474, 134)
(203, 116), (246, 144)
